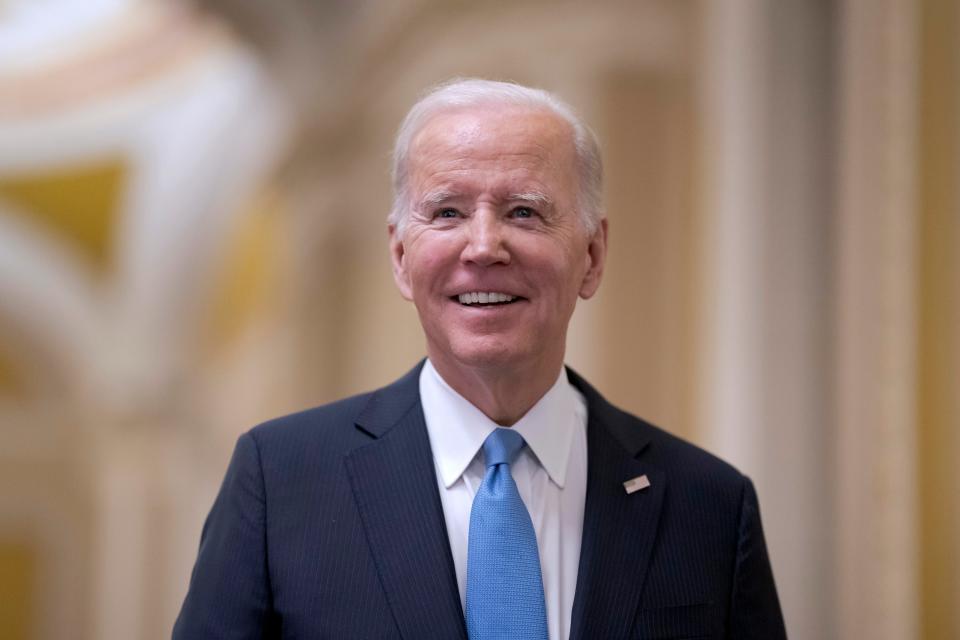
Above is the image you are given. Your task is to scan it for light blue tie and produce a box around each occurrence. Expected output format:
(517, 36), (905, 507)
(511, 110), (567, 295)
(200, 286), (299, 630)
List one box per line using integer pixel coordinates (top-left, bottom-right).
(465, 428), (549, 640)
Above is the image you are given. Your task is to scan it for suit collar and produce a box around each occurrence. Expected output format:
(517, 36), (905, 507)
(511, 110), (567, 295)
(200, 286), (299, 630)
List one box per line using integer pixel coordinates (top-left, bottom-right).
(354, 360), (425, 438)
(565, 366), (653, 458)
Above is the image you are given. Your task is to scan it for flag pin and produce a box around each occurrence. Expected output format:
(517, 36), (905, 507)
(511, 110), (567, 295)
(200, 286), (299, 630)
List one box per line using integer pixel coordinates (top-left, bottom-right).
(623, 474), (650, 494)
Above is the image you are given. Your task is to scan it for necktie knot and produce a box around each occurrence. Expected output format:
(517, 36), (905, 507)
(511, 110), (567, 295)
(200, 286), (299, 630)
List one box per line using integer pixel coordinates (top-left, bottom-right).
(482, 428), (525, 467)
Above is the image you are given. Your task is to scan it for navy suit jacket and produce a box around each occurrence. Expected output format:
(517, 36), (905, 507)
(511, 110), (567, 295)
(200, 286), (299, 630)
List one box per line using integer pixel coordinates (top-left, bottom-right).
(174, 362), (786, 639)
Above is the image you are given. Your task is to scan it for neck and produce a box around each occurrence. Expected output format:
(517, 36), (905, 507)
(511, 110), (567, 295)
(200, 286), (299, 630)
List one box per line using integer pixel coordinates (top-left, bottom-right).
(427, 353), (564, 426)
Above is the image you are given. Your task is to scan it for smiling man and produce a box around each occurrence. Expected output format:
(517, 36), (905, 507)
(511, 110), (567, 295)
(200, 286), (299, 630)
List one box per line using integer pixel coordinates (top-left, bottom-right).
(174, 79), (787, 640)
(391, 100), (605, 428)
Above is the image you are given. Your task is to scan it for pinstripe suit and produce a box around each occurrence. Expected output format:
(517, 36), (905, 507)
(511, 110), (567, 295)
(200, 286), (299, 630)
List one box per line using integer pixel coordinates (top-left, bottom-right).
(174, 361), (786, 639)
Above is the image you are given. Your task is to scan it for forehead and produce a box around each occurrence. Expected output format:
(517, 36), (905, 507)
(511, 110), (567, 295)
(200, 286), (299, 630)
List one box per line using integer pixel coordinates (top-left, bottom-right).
(407, 105), (578, 194)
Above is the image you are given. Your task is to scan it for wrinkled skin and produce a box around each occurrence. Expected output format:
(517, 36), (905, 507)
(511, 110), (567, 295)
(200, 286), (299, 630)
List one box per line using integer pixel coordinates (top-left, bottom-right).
(390, 105), (607, 424)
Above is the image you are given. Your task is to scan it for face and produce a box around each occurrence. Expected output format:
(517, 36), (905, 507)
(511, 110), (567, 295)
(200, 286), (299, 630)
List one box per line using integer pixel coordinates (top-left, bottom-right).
(390, 105), (607, 376)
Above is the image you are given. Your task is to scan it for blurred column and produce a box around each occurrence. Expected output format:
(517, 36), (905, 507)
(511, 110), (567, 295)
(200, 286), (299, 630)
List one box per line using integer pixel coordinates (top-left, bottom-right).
(916, 0), (959, 637)
(700, 1), (836, 638)
(700, 0), (767, 478)
(836, 0), (920, 638)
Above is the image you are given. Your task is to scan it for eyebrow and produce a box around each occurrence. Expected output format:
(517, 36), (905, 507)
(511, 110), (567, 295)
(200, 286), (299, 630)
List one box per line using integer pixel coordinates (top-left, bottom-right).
(415, 190), (458, 212)
(414, 190), (555, 212)
(507, 192), (554, 208)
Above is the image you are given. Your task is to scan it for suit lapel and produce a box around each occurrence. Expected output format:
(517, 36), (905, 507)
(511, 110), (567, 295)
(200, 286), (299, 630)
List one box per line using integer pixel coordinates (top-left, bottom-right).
(568, 371), (666, 640)
(344, 363), (467, 640)
(343, 364), (665, 640)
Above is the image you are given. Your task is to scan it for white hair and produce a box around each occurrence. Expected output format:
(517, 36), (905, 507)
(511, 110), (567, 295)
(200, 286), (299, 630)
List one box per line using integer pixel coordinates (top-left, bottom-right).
(389, 78), (603, 238)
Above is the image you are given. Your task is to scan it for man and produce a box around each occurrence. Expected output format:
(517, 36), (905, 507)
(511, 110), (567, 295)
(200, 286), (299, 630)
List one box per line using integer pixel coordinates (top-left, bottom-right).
(174, 78), (786, 639)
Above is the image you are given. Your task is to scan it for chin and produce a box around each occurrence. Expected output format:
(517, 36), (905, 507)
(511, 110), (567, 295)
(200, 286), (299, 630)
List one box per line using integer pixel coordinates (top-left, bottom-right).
(447, 338), (531, 371)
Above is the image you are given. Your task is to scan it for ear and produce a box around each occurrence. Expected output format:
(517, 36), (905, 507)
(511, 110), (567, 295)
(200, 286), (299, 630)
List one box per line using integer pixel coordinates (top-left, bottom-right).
(389, 224), (414, 301)
(578, 218), (608, 299)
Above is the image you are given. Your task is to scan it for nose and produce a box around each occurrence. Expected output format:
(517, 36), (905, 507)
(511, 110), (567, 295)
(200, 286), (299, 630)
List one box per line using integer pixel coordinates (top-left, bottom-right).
(460, 209), (510, 266)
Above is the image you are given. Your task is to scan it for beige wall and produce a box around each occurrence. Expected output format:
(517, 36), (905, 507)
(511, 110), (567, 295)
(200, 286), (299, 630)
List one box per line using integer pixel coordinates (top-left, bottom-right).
(0, 1), (956, 638)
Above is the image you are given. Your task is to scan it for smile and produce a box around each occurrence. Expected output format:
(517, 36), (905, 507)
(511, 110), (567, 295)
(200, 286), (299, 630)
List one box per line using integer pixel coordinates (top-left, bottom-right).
(455, 291), (520, 305)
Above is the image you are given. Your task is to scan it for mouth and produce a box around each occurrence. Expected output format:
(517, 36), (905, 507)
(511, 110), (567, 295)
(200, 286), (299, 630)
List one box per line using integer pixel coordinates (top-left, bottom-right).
(452, 291), (525, 307)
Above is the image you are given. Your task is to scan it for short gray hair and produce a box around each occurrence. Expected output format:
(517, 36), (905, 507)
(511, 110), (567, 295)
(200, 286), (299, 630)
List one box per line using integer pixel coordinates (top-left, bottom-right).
(389, 78), (603, 238)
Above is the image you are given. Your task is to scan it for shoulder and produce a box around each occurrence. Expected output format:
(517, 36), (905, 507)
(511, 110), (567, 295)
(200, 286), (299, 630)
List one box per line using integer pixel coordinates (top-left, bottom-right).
(636, 413), (745, 487)
(586, 388), (756, 543)
(233, 393), (374, 481)
(569, 366), (749, 496)
(249, 391), (372, 443)
(241, 361), (424, 465)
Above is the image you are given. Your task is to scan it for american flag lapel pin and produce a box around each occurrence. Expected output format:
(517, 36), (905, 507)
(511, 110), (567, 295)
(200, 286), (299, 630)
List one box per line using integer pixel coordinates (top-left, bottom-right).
(623, 474), (651, 494)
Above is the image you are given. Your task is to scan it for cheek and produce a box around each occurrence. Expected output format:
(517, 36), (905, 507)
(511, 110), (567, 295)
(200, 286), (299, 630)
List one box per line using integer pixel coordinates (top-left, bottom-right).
(407, 244), (456, 294)
(526, 244), (587, 287)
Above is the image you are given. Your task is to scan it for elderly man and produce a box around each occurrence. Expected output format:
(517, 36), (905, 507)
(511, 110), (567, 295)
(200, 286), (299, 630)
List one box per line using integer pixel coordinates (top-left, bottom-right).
(174, 79), (786, 639)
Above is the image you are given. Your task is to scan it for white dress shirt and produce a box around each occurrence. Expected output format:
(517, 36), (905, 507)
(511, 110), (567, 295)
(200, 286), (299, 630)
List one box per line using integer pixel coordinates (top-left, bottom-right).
(419, 359), (588, 640)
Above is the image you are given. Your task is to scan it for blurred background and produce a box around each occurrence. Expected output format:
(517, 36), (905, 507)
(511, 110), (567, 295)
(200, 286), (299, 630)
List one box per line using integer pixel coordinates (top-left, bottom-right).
(0, 0), (956, 638)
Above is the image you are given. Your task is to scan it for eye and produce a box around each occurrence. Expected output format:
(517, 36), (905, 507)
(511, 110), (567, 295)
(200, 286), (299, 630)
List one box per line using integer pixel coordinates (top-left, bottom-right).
(435, 208), (459, 219)
(511, 206), (535, 219)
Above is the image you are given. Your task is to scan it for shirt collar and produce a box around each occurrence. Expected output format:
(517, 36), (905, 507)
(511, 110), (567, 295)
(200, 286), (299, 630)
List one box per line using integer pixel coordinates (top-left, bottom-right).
(419, 359), (577, 489)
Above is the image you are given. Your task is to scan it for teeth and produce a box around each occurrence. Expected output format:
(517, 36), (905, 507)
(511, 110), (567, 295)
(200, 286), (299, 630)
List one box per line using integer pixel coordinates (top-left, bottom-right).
(457, 292), (517, 305)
